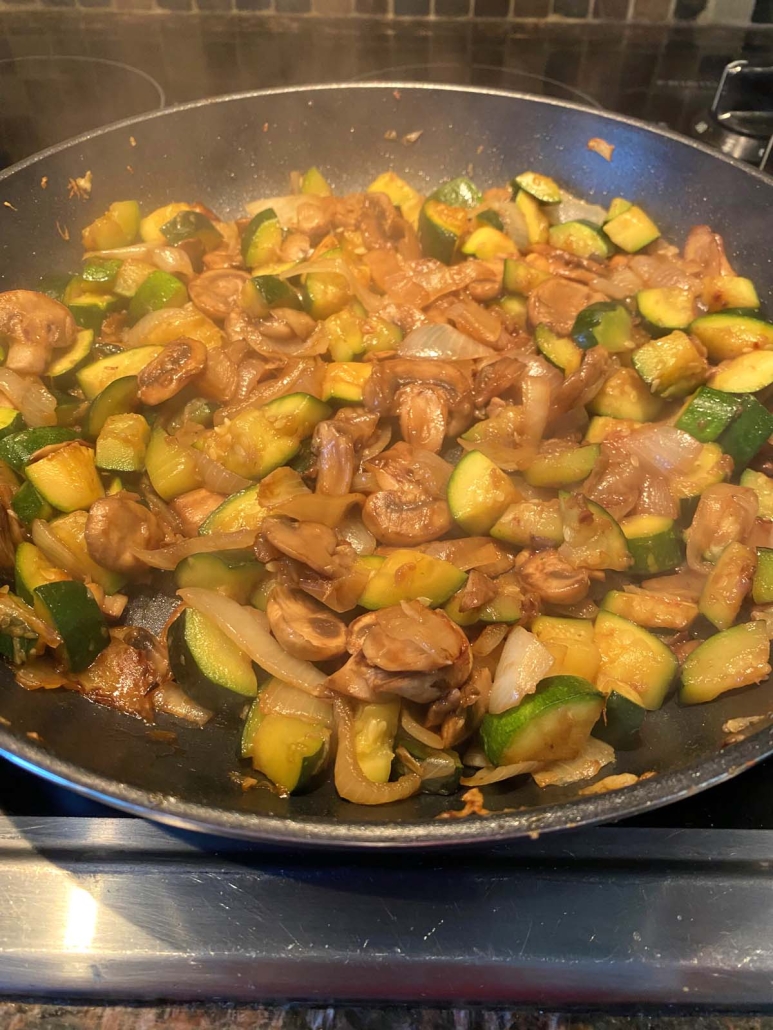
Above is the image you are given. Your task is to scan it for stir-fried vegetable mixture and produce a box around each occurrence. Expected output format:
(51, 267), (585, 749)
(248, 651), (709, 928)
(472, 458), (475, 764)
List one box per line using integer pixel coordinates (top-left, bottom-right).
(0, 165), (772, 804)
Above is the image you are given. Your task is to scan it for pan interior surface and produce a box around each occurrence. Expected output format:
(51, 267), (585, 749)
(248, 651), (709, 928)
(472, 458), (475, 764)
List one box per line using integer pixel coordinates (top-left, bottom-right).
(0, 84), (771, 846)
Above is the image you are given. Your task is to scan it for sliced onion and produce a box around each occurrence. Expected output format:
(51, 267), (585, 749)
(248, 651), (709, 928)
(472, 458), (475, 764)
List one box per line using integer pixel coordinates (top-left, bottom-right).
(398, 323), (496, 361)
(485, 201), (529, 250)
(630, 254), (695, 291)
(245, 194), (310, 226)
(31, 519), (89, 580)
(269, 493), (364, 528)
(125, 308), (191, 349)
(521, 373), (552, 446)
(178, 588), (327, 695)
(461, 743), (489, 768)
(636, 470), (678, 519)
(133, 530), (257, 570)
(359, 426), (392, 463)
(400, 705), (445, 750)
(532, 737), (614, 788)
(461, 761), (541, 787)
(0, 370), (56, 427)
(260, 677), (334, 729)
(191, 450), (252, 494)
(333, 697), (420, 805)
(86, 241), (193, 278)
(489, 626), (555, 714)
(547, 190), (607, 228)
(337, 512), (376, 556)
(624, 425), (702, 477)
(471, 623), (509, 656)
(458, 437), (537, 472)
(280, 258), (381, 313)
(86, 243), (157, 260)
(642, 569), (706, 601)
(153, 681), (211, 726)
(153, 247), (194, 278)
(591, 265), (645, 301)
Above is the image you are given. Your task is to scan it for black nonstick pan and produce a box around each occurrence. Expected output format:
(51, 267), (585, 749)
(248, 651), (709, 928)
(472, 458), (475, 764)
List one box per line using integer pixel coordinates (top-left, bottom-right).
(0, 84), (771, 848)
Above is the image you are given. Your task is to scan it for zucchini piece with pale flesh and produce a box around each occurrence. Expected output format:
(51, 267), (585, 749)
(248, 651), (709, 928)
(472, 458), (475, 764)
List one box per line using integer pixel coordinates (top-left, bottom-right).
(690, 313), (773, 362)
(25, 442), (104, 513)
(128, 270), (187, 323)
(249, 712), (330, 793)
(241, 208), (282, 269)
(549, 221), (612, 260)
(447, 450), (520, 535)
(620, 514), (683, 575)
(0, 426), (76, 471)
(586, 367), (663, 421)
(594, 610), (677, 710)
(530, 615), (600, 682)
(353, 700), (400, 783)
(592, 685), (646, 751)
(76, 345), (162, 401)
(11, 481), (54, 525)
(741, 470), (773, 520)
(83, 375), (139, 442)
(632, 330), (708, 399)
(15, 541), (70, 605)
(535, 324), (582, 376)
(601, 590), (698, 631)
(712, 350), (773, 393)
(145, 427), (202, 501)
(523, 444), (599, 489)
(675, 386), (741, 443)
(168, 607), (257, 712)
(511, 171), (561, 205)
(175, 552), (265, 604)
(95, 413), (151, 472)
(199, 483), (267, 535)
(358, 549), (466, 610)
(680, 621), (770, 704)
(481, 675), (604, 766)
(752, 547), (773, 605)
(717, 395), (773, 469)
(418, 200), (468, 264)
(636, 287), (695, 334)
(514, 190), (549, 245)
(559, 492), (631, 571)
(571, 302), (632, 353)
(603, 205), (660, 252)
(48, 510), (125, 594)
(491, 499), (564, 548)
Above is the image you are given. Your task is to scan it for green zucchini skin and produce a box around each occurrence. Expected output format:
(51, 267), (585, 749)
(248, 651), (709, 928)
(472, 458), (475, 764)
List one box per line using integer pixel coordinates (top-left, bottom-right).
(0, 427), (76, 472)
(167, 608), (258, 714)
(34, 580), (109, 672)
(392, 733), (462, 795)
(675, 386), (741, 443)
(592, 689), (646, 750)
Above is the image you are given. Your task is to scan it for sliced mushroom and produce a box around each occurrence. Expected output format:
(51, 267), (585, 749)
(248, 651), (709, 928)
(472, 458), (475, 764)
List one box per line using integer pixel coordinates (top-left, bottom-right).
(188, 269), (250, 322)
(0, 290), (77, 375)
(137, 336), (208, 405)
(363, 358), (473, 440)
(266, 585), (347, 661)
(396, 383), (449, 454)
(313, 420), (355, 496)
(259, 516), (355, 578)
(85, 495), (164, 575)
(74, 635), (155, 721)
(549, 346), (611, 422)
(454, 570), (497, 612)
(362, 491), (452, 546)
(473, 356), (525, 408)
(515, 548), (590, 605)
(684, 225), (735, 278)
(197, 346), (239, 404)
(527, 278), (607, 336)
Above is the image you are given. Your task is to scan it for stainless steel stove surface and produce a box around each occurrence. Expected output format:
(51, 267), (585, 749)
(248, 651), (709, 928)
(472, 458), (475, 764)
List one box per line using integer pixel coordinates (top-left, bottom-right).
(1, 13), (773, 1005)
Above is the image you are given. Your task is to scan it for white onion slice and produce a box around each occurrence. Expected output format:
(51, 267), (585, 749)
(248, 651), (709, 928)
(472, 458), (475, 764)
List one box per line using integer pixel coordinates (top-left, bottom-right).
(461, 761), (541, 787)
(398, 323), (496, 361)
(0, 370), (56, 427)
(133, 530), (257, 570)
(191, 450), (252, 494)
(260, 677), (334, 729)
(400, 705), (445, 750)
(624, 425), (703, 476)
(547, 190), (608, 228)
(489, 626), (555, 714)
(532, 737), (614, 787)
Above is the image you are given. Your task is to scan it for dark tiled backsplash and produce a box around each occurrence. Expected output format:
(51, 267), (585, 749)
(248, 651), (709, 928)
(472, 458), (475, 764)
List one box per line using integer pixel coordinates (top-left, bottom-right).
(2, 0), (772, 31)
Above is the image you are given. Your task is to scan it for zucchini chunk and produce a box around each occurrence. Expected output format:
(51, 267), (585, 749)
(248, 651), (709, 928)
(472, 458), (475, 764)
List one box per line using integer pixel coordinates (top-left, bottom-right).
(717, 395), (773, 469)
(302, 258), (352, 321)
(531, 615), (600, 682)
(752, 547), (773, 605)
(571, 301), (632, 353)
(83, 375), (140, 441)
(447, 450), (520, 535)
(603, 204), (660, 252)
(95, 413), (151, 472)
(594, 610), (677, 710)
(418, 200), (468, 264)
(592, 685), (646, 750)
(34, 580), (109, 672)
(76, 345), (163, 401)
(48, 510), (125, 594)
(740, 470), (773, 520)
(82, 200), (141, 250)
(321, 362), (373, 405)
(242, 274), (302, 315)
(632, 330), (708, 399)
(502, 258), (551, 296)
(549, 221), (612, 260)
(511, 171), (561, 205)
(11, 481), (54, 525)
(675, 386), (741, 443)
(712, 350), (773, 393)
(160, 210), (223, 251)
(491, 499), (564, 548)
(168, 607), (257, 711)
(26, 442), (104, 513)
(431, 177), (482, 209)
(128, 270), (187, 323)
(481, 675), (604, 765)
(702, 276), (760, 313)
(584, 416), (642, 444)
(15, 541), (70, 605)
(620, 514), (683, 575)
(46, 328), (94, 380)
(586, 367), (663, 421)
(358, 549), (466, 610)
(461, 226), (517, 261)
(241, 208), (282, 269)
(145, 427), (202, 501)
(535, 324), (582, 376)
(559, 492), (631, 571)
(199, 483), (266, 535)
(300, 166), (332, 196)
(636, 286), (695, 334)
(690, 313), (773, 362)
(680, 621), (771, 704)
(601, 590), (698, 631)
(249, 712), (331, 793)
(0, 408), (23, 441)
(523, 444), (599, 489)
(605, 197), (633, 222)
(0, 427), (77, 472)
(175, 552), (265, 604)
(514, 190), (549, 245)
(353, 699), (401, 782)
(698, 541), (756, 630)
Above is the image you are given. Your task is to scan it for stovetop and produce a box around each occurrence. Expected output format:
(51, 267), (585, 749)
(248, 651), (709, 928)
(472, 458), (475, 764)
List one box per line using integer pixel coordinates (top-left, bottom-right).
(1, 12), (773, 1006)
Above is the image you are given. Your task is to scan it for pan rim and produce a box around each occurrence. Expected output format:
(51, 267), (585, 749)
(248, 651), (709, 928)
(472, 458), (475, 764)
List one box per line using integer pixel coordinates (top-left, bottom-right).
(1, 81), (772, 190)
(1, 82), (772, 846)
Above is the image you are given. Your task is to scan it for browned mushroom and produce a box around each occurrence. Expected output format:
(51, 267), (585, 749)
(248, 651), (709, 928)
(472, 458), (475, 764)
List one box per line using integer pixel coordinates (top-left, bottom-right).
(452, 570), (497, 613)
(74, 634), (155, 721)
(473, 356), (525, 407)
(396, 383), (449, 454)
(313, 420), (356, 496)
(684, 225), (735, 277)
(225, 307), (322, 358)
(188, 269), (250, 322)
(136, 337), (208, 405)
(0, 290), (77, 374)
(515, 548), (591, 606)
(548, 346), (611, 421)
(169, 488), (226, 537)
(266, 585), (347, 661)
(326, 601), (472, 703)
(362, 491), (452, 546)
(85, 495), (164, 575)
(259, 516), (355, 578)
(362, 358), (473, 442)
(527, 278), (607, 335)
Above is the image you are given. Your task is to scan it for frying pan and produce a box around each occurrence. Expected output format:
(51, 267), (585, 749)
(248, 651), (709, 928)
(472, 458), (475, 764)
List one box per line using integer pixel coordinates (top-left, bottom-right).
(0, 83), (772, 848)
